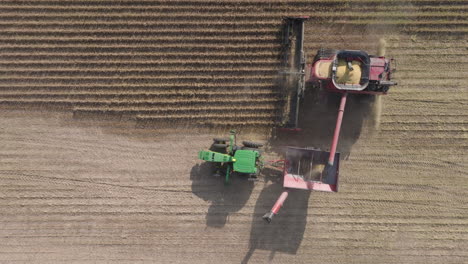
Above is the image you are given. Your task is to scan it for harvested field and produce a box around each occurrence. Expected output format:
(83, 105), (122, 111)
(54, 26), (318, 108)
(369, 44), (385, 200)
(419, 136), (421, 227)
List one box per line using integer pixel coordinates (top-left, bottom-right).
(0, 0), (467, 263)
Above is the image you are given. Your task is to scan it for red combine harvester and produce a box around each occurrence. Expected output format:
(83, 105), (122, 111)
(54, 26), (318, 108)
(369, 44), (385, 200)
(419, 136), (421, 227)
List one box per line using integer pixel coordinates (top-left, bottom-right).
(263, 17), (397, 223)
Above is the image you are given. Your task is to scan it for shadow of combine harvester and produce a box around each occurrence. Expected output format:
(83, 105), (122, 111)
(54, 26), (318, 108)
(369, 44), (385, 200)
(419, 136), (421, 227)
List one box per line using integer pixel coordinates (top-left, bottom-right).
(273, 91), (374, 159)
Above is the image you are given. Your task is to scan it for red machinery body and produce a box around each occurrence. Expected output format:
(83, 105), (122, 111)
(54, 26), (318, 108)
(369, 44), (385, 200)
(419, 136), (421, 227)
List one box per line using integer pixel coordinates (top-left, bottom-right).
(282, 147), (339, 192)
(263, 147), (339, 223)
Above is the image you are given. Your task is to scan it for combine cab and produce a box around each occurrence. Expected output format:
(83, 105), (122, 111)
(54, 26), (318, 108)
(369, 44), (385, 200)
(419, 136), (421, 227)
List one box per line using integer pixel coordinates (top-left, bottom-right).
(310, 49), (396, 94)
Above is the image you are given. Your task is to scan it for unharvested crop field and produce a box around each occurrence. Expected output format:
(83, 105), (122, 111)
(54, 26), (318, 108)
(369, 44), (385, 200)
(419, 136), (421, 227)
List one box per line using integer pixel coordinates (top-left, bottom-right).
(0, 0), (467, 263)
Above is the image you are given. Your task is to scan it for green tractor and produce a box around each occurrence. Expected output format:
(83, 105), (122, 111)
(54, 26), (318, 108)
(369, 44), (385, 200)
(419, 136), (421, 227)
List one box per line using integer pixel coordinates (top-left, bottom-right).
(198, 130), (264, 183)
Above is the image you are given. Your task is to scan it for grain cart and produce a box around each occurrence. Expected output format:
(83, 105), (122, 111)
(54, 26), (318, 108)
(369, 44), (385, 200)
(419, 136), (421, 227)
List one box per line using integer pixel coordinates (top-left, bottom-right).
(198, 130), (263, 184)
(263, 147), (339, 223)
(263, 17), (397, 222)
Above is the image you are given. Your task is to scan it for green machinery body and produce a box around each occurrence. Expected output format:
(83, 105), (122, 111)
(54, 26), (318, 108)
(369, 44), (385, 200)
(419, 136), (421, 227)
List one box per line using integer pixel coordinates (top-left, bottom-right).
(198, 130), (263, 183)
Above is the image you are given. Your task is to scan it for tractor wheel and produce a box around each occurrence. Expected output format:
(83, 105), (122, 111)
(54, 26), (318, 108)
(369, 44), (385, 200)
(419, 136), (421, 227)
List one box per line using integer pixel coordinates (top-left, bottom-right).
(241, 147), (264, 156)
(213, 143), (228, 149)
(241, 147), (263, 156)
(242, 141), (263, 148)
(213, 137), (229, 143)
(314, 48), (337, 61)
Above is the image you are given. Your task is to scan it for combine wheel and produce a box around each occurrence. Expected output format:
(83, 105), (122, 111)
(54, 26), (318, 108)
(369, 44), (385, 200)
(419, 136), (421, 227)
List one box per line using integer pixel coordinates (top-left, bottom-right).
(242, 141), (263, 148)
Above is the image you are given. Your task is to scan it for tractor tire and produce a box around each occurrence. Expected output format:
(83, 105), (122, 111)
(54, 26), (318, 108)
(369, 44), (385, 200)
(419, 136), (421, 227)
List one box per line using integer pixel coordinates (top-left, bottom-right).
(213, 143), (228, 149)
(242, 141), (263, 148)
(314, 48), (338, 61)
(213, 137), (229, 143)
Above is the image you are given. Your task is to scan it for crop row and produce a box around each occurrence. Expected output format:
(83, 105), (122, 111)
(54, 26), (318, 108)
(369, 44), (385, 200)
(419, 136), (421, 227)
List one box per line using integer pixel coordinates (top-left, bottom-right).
(73, 104), (278, 114)
(0, 86), (278, 93)
(0, 78), (278, 87)
(0, 58), (455, 69)
(0, 60), (462, 69)
(0, 53), (279, 62)
(0, 50), (464, 57)
(0, 33), (466, 48)
(0, 28), (279, 36)
(136, 113), (274, 120)
(0, 48), (282, 55)
(0, 38), (277, 46)
(0, 12), (466, 19)
(0, 37), (466, 49)
(0, 82), (275, 88)
(0, 61), (281, 67)
(0, 66), (278, 72)
(1, 98), (283, 126)
(0, 22), (464, 32)
(0, 0), (465, 8)
(3, 70), (463, 79)
(0, 96), (281, 104)
(0, 92), (282, 101)
(0, 0), (464, 128)
(75, 103), (280, 127)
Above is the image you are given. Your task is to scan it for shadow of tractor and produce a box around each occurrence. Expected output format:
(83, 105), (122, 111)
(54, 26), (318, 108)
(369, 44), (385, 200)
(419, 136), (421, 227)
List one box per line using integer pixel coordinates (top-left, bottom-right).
(190, 162), (254, 228)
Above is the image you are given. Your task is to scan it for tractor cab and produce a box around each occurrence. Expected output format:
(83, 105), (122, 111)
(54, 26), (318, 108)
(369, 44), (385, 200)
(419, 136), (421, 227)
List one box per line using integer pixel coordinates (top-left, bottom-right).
(233, 149), (260, 175)
(331, 50), (370, 91)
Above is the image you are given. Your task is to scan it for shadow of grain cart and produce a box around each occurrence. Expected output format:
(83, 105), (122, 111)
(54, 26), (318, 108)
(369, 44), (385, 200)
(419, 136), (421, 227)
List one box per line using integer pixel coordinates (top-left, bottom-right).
(242, 183), (310, 263)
